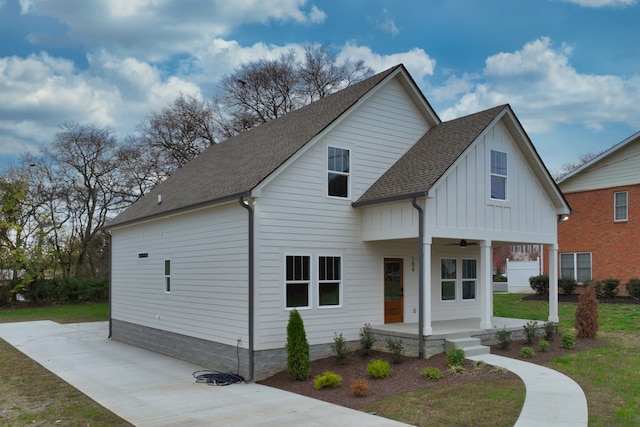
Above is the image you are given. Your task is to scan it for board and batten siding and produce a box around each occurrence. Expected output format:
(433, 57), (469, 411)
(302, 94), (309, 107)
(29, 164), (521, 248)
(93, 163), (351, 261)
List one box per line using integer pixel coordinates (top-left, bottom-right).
(252, 77), (431, 350)
(361, 120), (559, 245)
(110, 203), (249, 348)
(559, 138), (640, 193)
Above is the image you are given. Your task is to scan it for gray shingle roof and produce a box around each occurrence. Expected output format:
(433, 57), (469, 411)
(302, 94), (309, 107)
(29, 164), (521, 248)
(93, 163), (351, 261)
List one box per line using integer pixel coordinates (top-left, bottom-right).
(107, 65), (403, 228)
(354, 104), (508, 206)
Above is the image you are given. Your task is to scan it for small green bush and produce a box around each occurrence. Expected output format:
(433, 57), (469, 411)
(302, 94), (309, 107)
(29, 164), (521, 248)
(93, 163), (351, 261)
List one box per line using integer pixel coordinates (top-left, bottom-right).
(386, 338), (404, 364)
(538, 339), (550, 352)
(562, 331), (576, 349)
(313, 371), (343, 389)
(529, 274), (549, 295)
(367, 359), (391, 379)
(520, 346), (535, 358)
(559, 276), (578, 296)
(286, 309), (310, 380)
(543, 321), (557, 341)
(447, 365), (466, 376)
(359, 323), (375, 356)
(625, 278), (640, 299)
(331, 333), (350, 365)
(446, 347), (465, 367)
(496, 327), (512, 350)
(600, 277), (620, 299)
(472, 360), (486, 375)
(522, 320), (538, 345)
(420, 367), (443, 380)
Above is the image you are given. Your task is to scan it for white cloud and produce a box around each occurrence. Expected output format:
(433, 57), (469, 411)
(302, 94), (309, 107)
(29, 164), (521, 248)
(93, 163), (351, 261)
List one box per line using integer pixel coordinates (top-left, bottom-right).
(20, 0), (326, 61)
(338, 43), (436, 82)
(560, 0), (637, 7)
(0, 51), (202, 164)
(378, 8), (399, 36)
(439, 37), (640, 133)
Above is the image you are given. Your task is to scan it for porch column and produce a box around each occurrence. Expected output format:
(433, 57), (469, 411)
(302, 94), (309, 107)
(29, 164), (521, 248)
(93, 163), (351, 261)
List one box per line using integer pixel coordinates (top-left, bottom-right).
(422, 238), (433, 335)
(479, 240), (492, 329)
(548, 243), (559, 322)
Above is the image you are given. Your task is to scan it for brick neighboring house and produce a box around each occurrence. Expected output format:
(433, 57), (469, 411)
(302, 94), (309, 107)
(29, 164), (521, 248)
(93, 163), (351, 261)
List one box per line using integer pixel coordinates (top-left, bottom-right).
(556, 130), (640, 288)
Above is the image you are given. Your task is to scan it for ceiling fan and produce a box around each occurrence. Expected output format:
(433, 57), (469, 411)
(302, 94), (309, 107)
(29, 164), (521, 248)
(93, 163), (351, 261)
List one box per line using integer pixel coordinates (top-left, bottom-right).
(445, 239), (478, 248)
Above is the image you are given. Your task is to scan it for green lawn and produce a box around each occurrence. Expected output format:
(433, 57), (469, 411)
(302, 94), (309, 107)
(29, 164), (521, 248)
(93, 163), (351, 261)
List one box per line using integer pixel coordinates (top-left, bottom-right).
(484, 294), (640, 426)
(0, 302), (109, 324)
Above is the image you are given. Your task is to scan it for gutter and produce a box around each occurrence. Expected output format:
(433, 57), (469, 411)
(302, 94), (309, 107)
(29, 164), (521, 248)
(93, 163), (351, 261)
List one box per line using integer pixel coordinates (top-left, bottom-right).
(239, 196), (255, 381)
(107, 231), (112, 339)
(352, 191), (429, 208)
(410, 197), (425, 358)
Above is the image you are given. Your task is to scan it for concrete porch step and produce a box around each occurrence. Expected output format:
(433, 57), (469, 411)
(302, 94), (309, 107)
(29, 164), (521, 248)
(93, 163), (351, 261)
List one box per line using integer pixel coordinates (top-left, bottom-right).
(461, 345), (490, 357)
(445, 337), (490, 357)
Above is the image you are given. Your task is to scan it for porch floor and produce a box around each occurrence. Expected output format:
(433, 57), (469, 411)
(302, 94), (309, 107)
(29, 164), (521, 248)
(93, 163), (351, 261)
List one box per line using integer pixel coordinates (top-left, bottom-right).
(372, 317), (533, 339)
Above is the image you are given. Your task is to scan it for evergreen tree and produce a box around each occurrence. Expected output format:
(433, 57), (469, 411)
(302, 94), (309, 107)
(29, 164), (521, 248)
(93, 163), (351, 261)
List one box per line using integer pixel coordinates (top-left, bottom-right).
(286, 309), (310, 380)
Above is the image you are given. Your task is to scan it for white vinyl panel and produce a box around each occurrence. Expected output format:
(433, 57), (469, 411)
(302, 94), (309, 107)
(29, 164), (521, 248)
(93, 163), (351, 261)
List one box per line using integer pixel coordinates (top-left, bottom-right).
(110, 204), (249, 346)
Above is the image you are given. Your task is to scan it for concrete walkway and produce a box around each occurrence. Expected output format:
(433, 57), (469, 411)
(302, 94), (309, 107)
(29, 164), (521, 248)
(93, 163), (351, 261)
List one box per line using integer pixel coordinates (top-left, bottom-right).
(468, 354), (588, 427)
(0, 321), (588, 426)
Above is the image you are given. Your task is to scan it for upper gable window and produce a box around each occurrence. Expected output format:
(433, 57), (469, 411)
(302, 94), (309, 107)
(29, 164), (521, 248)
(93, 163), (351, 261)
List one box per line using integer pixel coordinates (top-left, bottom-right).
(490, 150), (507, 201)
(614, 191), (628, 222)
(327, 146), (350, 198)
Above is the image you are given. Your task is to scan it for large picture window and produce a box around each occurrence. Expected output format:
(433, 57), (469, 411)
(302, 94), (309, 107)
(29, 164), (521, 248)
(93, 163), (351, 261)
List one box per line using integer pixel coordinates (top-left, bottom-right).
(560, 253), (592, 283)
(286, 255), (310, 308)
(490, 150), (507, 200)
(614, 191), (628, 222)
(328, 146), (350, 198)
(318, 256), (341, 306)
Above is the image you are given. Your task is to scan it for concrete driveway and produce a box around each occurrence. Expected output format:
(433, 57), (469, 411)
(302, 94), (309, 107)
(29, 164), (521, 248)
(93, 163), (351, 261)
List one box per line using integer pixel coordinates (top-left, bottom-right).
(0, 321), (409, 426)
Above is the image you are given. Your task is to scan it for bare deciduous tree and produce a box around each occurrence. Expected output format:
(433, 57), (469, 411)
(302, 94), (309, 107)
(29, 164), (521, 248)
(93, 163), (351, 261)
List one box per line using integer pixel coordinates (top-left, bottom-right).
(213, 45), (373, 139)
(135, 93), (217, 176)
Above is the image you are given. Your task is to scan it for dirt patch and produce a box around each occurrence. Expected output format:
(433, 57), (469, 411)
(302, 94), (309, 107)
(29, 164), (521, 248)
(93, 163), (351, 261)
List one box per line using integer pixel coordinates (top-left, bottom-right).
(259, 336), (604, 411)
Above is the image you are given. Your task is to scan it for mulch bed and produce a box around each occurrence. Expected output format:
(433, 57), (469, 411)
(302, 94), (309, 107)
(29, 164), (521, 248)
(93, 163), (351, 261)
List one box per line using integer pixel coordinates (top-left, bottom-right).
(259, 336), (605, 411)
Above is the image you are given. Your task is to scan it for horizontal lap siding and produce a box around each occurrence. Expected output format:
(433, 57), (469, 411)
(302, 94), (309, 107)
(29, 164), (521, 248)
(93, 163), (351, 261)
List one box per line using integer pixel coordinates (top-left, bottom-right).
(111, 204), (249, 347)
(254, 79), (430, 350)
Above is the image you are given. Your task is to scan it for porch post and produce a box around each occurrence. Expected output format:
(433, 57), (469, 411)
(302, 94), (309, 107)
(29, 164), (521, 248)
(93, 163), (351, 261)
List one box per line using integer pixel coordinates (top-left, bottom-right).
(479, 240), (492, 329)
(422, 238), (433, 335)
(548, 243), (559, 322)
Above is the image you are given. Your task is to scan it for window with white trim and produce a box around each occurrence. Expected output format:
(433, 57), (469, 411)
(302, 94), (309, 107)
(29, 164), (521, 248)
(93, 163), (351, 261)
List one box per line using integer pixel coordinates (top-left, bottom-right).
(560, 252), (592, 282)
(327, 146), (350, 198)
(318, 256), (341, 306)
(490, 150), (507, 200)
(286, 255), (310, 308)
(164, 259), (171, 293)
(614, 191), (628, 221)
(462, 259), (477, 300)
(441, 258), (456, 301)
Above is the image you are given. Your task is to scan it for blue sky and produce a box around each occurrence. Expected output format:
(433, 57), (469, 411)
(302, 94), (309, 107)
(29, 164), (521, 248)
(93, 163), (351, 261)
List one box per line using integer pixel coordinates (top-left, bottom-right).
(1, 0), (639, 175)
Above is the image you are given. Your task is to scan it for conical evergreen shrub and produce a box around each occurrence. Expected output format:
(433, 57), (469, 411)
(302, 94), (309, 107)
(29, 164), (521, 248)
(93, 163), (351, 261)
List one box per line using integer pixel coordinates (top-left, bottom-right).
(286, 309), (310, 380)
(575, 283), (599, 338)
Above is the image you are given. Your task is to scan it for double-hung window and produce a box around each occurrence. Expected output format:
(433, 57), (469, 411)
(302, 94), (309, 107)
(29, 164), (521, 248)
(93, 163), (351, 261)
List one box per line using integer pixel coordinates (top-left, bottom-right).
(560, 253), (592, 282)
(614, 191), (628, 222)
(327, 146), (350, 198)
(490, 150), (507, 200)
(318, 256), (341, 306)
(286, 255), (311, 308)
(441, 259), (456, 301)
(441, 258), (477, 301)
(462, 259), (477, 300)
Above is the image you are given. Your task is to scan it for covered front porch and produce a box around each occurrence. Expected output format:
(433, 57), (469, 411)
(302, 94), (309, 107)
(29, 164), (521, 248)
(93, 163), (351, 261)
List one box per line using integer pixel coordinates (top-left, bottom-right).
(370, 316), (538, 358)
